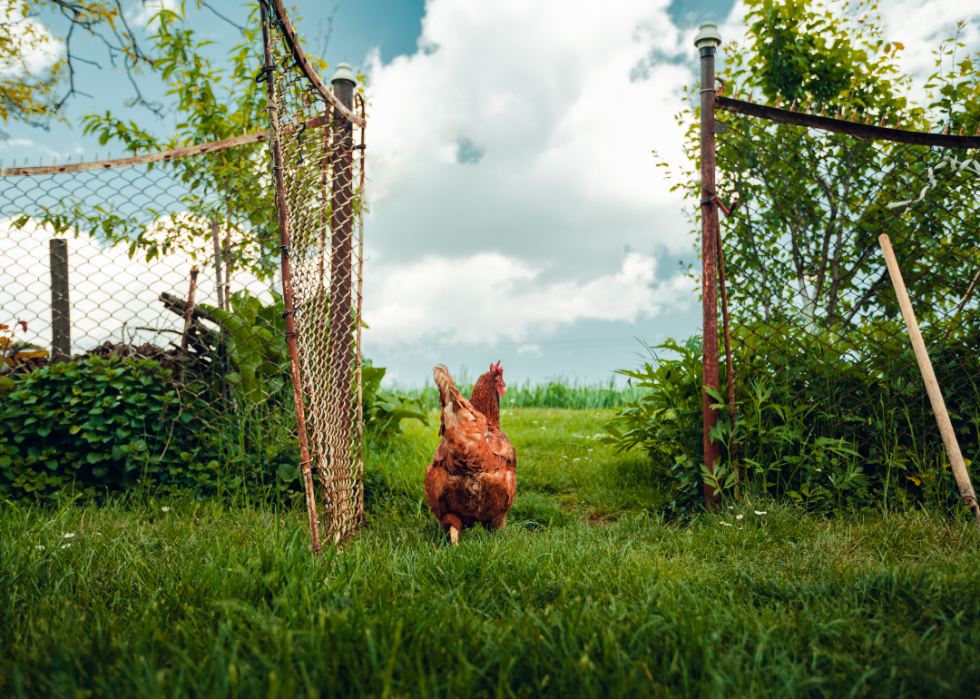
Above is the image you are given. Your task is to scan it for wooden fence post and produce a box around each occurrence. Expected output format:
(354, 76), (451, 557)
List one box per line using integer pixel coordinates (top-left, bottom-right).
(49, 239), (70, 362)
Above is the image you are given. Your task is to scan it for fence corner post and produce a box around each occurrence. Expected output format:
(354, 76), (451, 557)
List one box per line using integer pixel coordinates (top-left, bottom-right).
(695, 20), (723, 510)
(49, 238), (71, 363)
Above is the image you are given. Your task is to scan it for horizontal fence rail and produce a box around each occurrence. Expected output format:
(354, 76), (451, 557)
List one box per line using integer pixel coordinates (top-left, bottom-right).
(708, 82), (980, 517)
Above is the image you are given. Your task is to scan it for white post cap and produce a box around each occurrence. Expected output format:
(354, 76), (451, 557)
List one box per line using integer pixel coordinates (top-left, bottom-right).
(694, 21), (723, 49)
(330, 62), (356, 85)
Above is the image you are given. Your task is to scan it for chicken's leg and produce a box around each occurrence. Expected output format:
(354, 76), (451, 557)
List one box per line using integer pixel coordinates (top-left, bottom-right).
(441, 514), (463, 546)
(489, 514), (507, 531)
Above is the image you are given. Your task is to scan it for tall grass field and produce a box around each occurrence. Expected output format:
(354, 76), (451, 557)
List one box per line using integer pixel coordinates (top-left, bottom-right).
(3, 407), (980, 697)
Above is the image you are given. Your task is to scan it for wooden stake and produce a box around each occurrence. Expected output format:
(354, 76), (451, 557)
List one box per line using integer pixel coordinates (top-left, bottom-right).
(879, 234), (980, 528)
(223, 228), (232, 311)
(181, 268), (199, 350)
(49, 239), (71, 363)
(717, 227), (738, 475)
(210, 220), (224, 310)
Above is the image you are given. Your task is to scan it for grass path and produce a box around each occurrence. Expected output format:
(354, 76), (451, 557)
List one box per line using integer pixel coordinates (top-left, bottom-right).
(3, 408), (980, 697)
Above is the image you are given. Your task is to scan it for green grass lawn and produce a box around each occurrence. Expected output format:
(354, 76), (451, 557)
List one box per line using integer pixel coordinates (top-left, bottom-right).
(3, 408), (980, 697)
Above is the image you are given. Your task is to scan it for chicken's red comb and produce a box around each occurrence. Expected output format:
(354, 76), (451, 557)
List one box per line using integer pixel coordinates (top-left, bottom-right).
(490, 361), (503, 376)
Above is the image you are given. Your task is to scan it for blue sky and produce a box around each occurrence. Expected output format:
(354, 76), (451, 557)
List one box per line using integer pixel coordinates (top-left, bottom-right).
(2, 0), (976, 388)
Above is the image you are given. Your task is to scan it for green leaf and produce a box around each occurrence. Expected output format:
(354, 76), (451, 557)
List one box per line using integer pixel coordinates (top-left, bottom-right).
(277, 463), (299, 481)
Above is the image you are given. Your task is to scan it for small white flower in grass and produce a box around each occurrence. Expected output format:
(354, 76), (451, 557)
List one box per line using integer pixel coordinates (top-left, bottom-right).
(64, 532), (75, 539)
(720, 521), (732, 527)
(587, 449), (593, 453)
(61, 543), (71, 549)
(728, 505), (734, 510)
(36, 545), (45, 551)
(754, 510), (767, 516)
(736, 514), (743, 520)
(573, 458), (581, 462)
(161, 506), (170, 512)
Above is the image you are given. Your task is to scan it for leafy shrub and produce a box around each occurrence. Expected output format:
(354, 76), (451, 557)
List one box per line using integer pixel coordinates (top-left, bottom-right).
(603, 337), (707, 512)
(0, 356), (220, 501)
(606, 321), (971, 514)
(199, 289), (290, 406)
(0, 349), (432, 504)
(362, 359), (428, 440)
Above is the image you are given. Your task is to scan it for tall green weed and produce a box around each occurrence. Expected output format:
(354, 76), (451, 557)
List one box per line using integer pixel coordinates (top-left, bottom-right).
(606, 320), (971, 514)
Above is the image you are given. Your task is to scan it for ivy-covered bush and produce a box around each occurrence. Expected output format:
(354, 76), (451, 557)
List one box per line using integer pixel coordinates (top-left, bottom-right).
(0, 356), (227, 501)
(0, 351), (429, 504)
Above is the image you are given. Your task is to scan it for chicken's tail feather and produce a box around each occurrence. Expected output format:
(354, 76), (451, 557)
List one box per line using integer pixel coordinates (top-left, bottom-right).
(434, 364), (472, 433)
(433, 364), (459, 409)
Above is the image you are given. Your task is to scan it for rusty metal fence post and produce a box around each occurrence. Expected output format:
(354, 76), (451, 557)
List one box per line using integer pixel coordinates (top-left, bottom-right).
(260, 0), (323, 557)
(327, 63), (356, 496)
(696, 21), (723, 509)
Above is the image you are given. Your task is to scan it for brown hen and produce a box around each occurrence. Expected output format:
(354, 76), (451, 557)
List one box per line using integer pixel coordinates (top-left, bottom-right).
(424, 363), (517, 545)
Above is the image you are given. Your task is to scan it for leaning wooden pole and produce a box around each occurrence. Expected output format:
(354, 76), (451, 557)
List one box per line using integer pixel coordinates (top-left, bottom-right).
(260, 0), (323, 556)
(879, 234), (980, 529)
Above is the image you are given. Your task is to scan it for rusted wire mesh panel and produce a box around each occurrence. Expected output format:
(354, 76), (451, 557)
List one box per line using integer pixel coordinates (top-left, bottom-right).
(715, 103), (980, 475)
(264, 0), (365, 546)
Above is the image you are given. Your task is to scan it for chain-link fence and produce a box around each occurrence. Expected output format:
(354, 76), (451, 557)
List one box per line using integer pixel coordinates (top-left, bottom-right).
(263, 0), (366, 549)
(0, 0), (365, 548)
(701, 78), (980, 513)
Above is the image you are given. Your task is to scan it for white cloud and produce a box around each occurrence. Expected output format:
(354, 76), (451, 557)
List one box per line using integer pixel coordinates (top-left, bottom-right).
(0, 1), (62, 78)
(879, 0), (980, 84)
(0, 218), (274, 354)
(362, 0), (695, 277)
(0, 137), (84, 164)
(127, 0), (179, 27)
(363, 251), (693, 348)
(517, 344), (541, 356)
(357, 0), (702, 359)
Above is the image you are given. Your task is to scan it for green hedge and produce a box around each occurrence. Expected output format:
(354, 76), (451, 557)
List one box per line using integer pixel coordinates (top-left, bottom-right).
(0, 356), (230, 501)
(0, 354), (425, 505)
(606, 319), (977, 514)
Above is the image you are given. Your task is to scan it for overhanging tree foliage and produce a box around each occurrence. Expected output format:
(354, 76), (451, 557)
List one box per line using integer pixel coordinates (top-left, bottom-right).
(660, 0), (980, 333)
(10, 3), (350, 280)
